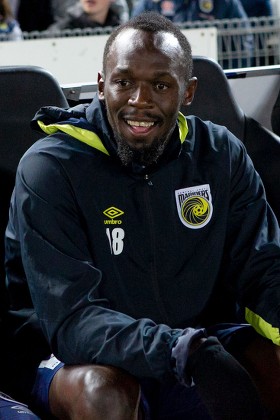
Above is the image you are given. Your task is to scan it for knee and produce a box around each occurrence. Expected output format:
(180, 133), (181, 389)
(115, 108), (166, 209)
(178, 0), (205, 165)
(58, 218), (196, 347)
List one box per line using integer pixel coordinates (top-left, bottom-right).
(49, 364), (141, 420)
(81, 365), (141, 418)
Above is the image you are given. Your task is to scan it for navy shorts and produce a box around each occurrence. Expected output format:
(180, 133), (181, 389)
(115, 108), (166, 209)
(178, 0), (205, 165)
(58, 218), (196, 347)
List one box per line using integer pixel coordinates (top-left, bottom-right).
(31, 354), (63, 416)
(0, 392), (40, 419)
(31, 323), (257, 419)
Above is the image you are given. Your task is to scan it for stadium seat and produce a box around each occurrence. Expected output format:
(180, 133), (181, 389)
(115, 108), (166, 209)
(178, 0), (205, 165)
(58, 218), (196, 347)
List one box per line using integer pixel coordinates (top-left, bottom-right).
(182, 56), (280, 223)
(0, 65), (68, 395)
(0, 65), (69, 313)
(271, 86), (280, 137)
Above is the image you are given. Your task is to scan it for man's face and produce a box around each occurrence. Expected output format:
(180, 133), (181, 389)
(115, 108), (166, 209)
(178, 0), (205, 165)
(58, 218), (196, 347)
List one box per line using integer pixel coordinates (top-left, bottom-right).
(99, 29), (195, 166)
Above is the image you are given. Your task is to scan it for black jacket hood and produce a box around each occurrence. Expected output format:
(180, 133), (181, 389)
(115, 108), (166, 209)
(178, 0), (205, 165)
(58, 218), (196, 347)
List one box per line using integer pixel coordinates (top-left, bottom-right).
(30, 95), (190, 173)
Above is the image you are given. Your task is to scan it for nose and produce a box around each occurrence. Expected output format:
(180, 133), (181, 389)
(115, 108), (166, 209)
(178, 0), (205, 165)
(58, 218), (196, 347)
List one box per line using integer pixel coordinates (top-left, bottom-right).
(128, 83), (153, 108)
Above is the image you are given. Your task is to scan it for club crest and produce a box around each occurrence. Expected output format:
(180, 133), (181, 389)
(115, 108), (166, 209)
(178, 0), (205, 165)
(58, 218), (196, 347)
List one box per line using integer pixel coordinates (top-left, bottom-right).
(175, 184), (213, 229)
(199, 0), (214, 14)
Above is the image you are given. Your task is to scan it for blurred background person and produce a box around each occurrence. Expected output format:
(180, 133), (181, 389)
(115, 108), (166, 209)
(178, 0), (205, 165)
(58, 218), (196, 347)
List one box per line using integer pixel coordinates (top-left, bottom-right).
(125, 0), (139, 15)
(48, 0), (125, 31)
(111, 0), (130, 21)
(7, 0), (18, 15)
(239, 0), (274, 67)
(240, 0), (273, 17)
(51, 0), (76, 20)
(112, 0), (130, 21)
(132, 0), (253, 69)
(0, 0), (22, 40)
(51, 0), (129, 23)
(9, 0), (54, 32)
(132, 0), (249, 22)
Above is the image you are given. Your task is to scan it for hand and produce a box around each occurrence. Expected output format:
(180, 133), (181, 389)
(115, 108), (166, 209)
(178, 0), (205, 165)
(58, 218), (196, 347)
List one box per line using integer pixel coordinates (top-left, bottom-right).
(188, 336), (207, 355)
(186, 337), (265, 419)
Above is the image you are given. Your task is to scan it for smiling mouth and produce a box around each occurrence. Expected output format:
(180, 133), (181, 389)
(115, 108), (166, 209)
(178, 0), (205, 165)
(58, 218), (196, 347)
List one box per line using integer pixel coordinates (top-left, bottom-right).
(126, 120), (155, 128)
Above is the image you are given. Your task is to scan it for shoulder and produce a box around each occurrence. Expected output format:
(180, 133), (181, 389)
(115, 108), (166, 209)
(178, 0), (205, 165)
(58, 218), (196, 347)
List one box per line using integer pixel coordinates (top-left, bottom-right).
(185, 115), (247, 160)
(16, 134), (99, 200)
(186, 115), (242, 143)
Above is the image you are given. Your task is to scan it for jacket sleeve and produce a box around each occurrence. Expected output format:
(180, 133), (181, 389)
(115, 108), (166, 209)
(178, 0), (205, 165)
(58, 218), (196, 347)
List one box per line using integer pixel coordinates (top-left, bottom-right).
(224, 137), (280, 345)
(13, 149), (182, 381)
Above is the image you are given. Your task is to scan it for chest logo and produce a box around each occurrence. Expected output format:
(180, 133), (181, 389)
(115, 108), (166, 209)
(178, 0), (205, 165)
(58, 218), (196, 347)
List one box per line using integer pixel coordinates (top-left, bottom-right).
(103, 206), (124, 219)
(175, 184), (213, 229)
(103, 206), (124, 225)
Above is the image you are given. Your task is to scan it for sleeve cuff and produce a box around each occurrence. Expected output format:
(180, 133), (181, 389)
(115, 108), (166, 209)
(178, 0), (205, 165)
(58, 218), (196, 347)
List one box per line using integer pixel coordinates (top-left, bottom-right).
(171, 327), (207, 387)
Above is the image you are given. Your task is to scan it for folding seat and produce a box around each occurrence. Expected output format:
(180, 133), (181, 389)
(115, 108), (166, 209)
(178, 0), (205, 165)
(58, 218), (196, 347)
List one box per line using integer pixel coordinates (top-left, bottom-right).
(182, 56), (280, 223)
(0, 66), (68, 389)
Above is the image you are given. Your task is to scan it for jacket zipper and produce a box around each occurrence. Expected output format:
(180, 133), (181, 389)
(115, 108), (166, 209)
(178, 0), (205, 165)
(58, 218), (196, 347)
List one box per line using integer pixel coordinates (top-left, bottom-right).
(143, 174), (170, 324)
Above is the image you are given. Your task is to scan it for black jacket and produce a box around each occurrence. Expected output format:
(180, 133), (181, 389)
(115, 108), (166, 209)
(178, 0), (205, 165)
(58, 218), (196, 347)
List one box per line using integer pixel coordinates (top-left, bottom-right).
(5, 96), (280, 398)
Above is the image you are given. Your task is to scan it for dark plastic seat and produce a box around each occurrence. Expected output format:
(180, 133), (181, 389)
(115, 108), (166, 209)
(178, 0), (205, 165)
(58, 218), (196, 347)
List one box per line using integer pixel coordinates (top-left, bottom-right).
(184, 56), (245, 140)
(0, 65), (69, 311)
(271, 86), (280, 137)
(183, 56), (280, 223)
(0, 65), (68, 174)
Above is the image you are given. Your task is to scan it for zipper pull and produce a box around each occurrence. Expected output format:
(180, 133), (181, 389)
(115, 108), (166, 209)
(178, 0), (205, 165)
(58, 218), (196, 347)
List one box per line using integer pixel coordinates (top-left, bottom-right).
(144, 174), (153, 186)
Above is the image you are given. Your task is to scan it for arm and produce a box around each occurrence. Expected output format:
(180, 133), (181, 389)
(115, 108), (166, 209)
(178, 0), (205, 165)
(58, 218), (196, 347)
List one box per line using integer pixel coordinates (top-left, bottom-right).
(13, 148), (183, 381)
(222, 138), (280, 344)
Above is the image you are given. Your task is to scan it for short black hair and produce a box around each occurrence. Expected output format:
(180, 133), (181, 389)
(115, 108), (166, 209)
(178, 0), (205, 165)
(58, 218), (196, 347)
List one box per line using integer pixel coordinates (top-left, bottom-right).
(102, 11), (193, 81)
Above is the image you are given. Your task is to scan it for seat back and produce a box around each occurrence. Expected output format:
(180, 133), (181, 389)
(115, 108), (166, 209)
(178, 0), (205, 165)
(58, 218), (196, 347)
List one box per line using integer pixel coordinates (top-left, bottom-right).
(0, 65), (68, 174)
(271, 86), (280, 137)
(244, 117), (280, 219)
(0, 65), (69, 309)
(182, 56), (280, 222)
(183, 56), (245, 140)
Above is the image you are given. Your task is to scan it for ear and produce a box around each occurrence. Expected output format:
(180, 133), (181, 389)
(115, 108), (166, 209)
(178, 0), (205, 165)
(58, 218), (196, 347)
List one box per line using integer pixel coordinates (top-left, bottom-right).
(182, 77), (197, 107)
(98, 71), (105, 100)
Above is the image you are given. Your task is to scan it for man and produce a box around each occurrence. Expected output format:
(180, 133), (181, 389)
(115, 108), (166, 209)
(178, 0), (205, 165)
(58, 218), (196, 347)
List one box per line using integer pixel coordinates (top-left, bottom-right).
(132, 0), (248, 20)
(132, 0), (253, 69)
(240, 0), (273, 17)
(51, 0), (130, 23)
(0, 0), (22, 41)
(5, 11), (280, 419)
(12, 0), (54, 32)
(48, 0), (124, 32)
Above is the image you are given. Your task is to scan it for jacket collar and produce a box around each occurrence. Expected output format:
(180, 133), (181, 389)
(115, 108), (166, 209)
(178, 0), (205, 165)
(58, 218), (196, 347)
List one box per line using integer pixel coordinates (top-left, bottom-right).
(33, 95), (189, 172)
(86, 95), (188, 172)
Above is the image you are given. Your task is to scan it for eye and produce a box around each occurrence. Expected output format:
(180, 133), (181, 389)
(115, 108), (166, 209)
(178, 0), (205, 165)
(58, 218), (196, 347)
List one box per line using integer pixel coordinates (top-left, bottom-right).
(154, 82), (169, 91)
(116, 79), (131, 88)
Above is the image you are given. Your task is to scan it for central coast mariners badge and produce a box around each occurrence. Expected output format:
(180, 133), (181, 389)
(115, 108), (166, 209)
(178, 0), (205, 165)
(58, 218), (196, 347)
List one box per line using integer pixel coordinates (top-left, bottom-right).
(199, 0), (214, 14)
(175, 184), (213, 229)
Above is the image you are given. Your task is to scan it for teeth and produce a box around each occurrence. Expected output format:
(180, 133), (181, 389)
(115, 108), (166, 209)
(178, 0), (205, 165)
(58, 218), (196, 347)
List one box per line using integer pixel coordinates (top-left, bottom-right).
(127, 120), (154, 127)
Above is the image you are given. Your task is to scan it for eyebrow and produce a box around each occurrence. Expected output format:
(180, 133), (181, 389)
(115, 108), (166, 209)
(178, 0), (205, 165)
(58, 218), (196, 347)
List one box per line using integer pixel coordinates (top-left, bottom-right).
(113, 67), (173, 78)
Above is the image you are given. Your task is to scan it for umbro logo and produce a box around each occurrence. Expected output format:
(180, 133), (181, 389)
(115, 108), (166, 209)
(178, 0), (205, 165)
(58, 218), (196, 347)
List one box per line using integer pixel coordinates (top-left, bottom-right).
(103, 206), (124, 224)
